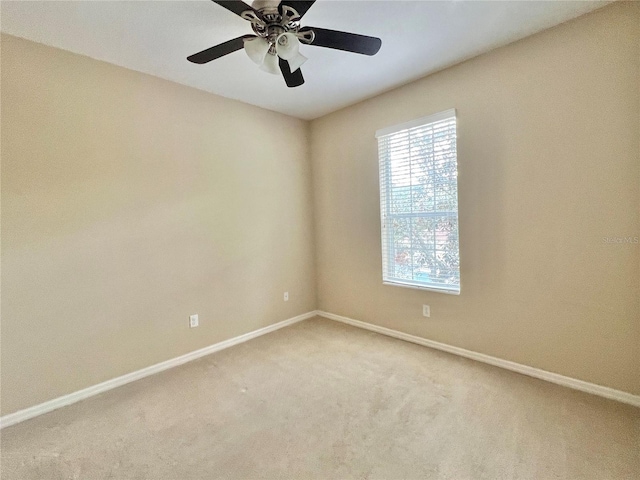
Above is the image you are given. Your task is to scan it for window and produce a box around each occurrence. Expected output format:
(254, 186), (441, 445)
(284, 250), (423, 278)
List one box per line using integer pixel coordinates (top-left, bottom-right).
(376, 109), (460, 294)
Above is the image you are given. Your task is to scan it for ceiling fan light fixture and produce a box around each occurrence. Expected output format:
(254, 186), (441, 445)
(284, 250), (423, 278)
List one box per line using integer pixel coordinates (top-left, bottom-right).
(286, 52), (307, 72)
(275, 32), (306, 71)
(259, 52), (280, 74)
(244, 37), (270, 65)
(275, 32), (300, 60)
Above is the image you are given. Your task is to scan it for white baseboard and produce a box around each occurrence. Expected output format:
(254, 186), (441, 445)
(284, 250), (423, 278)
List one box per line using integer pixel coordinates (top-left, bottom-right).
(0, 310), (318, 429)
(3, 309), (636, 429)
(318, 311), (640, 408)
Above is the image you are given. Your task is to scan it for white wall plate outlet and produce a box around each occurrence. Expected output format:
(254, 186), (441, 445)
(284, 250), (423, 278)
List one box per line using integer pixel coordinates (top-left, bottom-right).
(284, 292), (289, 301)
(422, 305), (430, 317)
(189, 314), (199, 328)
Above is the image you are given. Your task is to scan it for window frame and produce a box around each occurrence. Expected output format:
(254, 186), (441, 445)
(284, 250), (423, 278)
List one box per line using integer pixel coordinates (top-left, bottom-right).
(376, 109), (461, 295)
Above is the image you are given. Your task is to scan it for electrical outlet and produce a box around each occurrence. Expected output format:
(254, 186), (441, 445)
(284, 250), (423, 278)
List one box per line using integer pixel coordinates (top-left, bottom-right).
(189, 314), (199, 328)
(284, 292), (289, 302)
(422, 305), (430, 318)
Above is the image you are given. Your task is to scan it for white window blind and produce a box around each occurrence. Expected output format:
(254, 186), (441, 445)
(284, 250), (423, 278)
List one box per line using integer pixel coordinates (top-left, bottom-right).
(376, 109), (460, 294)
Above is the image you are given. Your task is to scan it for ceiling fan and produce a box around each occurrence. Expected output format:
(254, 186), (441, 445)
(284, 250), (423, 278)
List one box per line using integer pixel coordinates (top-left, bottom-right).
(187, 0), (382, 88)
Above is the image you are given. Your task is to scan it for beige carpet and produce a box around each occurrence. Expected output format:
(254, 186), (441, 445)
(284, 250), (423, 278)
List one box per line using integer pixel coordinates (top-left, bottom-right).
(1, 317), (638, 479)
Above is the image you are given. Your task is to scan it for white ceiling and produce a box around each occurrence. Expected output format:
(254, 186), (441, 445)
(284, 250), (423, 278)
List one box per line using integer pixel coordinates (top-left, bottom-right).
(1, 0), (609, 120)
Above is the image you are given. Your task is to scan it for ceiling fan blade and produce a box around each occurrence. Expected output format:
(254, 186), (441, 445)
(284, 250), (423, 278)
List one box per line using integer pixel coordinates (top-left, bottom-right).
(302, 27), (382, 56)
(279, 57), (304, 88)
(212, 1), (262, 20)
(279, 1), (316, 19)
(187, 35), (255, 64)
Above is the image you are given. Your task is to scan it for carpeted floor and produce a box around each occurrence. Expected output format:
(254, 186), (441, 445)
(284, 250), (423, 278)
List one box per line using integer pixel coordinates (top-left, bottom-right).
(1, 316), (638, 479)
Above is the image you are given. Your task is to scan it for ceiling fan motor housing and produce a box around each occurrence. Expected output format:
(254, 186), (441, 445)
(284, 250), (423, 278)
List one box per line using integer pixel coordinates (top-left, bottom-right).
(251, 0), (281, 11)
(242, 3), (313, 47)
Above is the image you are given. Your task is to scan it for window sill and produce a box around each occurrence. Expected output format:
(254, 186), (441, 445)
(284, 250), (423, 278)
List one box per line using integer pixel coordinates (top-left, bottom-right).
(383, 281), (460, 295)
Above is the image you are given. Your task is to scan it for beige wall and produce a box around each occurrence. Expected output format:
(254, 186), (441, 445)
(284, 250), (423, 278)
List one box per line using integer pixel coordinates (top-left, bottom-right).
(311, 3), (640, 395)
(1, 35), (316, 415)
